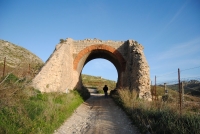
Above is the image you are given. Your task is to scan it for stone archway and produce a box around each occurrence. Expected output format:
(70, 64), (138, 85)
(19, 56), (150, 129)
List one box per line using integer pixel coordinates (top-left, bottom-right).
(32, 38), (151, 100)
(73, 44), (126, 88)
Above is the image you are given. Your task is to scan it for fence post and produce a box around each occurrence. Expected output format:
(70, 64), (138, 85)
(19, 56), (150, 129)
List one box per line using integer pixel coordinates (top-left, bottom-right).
(178, 68), (182, 116)
(155, 75), (158, 100)
(151, 81), (153, 101)
(3, 57), (6, 77)
(181, 82), (184, 108)
(28, 64), (30, 75)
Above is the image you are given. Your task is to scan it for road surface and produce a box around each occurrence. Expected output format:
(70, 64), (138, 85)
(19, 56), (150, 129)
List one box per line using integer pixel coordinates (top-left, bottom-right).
(54, 92), (140, 134)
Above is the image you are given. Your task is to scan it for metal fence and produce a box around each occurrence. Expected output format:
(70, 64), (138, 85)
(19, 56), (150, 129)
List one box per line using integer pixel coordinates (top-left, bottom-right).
(1, 57), (41, 79)
(151, 66), (200, 115)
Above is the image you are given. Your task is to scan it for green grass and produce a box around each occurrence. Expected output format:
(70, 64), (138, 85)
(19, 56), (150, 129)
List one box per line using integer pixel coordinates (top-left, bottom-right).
(0, 74), (89, 134)
(111, 89), (200, 134)
(82, 74), (116, 94)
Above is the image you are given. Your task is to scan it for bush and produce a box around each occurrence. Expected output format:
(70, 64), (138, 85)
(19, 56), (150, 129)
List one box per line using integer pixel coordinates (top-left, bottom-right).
(4, 73), (19, 83)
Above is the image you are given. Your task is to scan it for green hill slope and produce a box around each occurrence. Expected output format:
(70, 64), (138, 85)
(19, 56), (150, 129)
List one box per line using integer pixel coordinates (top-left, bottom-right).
(82, 74), (116, 93)
(0, 39), (89, 133)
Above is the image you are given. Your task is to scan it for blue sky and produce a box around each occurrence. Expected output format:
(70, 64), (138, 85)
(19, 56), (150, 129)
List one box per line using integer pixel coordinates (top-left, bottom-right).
(0, 0), (200, 83)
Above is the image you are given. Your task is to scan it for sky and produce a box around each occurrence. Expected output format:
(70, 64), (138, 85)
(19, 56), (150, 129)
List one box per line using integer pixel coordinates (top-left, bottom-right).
(0, 0), (200, 84)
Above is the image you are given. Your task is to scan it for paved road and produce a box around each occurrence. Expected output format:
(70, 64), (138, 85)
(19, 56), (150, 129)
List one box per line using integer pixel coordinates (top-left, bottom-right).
(54, 93), (140, 134)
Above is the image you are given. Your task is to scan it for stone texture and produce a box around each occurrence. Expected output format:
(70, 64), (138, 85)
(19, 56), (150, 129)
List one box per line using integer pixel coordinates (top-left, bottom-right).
(32, 38), (151, 100)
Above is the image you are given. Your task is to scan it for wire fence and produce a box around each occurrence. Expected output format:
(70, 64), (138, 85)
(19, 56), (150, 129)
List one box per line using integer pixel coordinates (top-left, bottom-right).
(151, 66), (200, 115)
(1, 56), (199, 115)
(0, 57), (43, 81)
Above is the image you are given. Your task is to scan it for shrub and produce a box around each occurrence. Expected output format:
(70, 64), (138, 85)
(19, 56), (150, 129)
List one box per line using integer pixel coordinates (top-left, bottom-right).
(4, 73), (19, 83)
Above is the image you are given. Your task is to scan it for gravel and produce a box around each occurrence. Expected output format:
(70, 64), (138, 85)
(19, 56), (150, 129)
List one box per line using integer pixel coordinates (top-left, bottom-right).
(54, 93), (140, 134)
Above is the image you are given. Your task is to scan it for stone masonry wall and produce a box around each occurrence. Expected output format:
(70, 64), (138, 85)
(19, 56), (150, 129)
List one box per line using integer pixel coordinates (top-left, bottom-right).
(126, 40), (151, 100)
(73, 39), (126, 60)
(32, 39), (74, 93)
(32, 38), (151, 100)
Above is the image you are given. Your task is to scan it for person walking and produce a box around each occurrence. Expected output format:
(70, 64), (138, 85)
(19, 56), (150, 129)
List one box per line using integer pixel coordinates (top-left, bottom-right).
(103, 85), (108, 97)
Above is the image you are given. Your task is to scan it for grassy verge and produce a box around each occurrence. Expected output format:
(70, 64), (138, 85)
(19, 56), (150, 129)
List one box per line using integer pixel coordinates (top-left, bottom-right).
(0, 74), (90, 134)
(111, 89), (200, 134)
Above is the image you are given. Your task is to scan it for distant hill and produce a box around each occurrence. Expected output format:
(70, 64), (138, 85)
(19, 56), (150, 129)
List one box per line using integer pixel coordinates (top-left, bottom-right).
(164, 80), (200, 97)
(155, 80), (200, 103)
(183, 80), (200, 96)
(82, 74), (116, 93)
(0, 39), (44, 77)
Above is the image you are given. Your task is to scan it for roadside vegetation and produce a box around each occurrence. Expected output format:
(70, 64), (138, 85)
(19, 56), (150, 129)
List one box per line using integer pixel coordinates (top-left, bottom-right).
(0, 74), (90, 134)
(111, 88), (200, 134)
(0, 40), (92, 133)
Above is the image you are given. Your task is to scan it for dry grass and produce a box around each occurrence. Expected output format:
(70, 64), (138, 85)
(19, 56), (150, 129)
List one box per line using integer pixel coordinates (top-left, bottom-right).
(112, 88), (200, 134)
(0, 73), (89, 134)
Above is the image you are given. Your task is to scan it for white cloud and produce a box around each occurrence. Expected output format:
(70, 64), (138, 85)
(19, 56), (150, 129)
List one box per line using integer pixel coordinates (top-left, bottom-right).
(149, 37), (200, 82)
(165, 1), (187, 28)
(157, 37), (200, 60)
(151, 1), (188, 41)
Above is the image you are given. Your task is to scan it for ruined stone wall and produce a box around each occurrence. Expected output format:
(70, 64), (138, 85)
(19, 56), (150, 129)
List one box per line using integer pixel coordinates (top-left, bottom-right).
(32, 38), (151, 100)
(125, 40), (151, 100)
(32, 39), (74, 93)
(73, 39), (126, 60)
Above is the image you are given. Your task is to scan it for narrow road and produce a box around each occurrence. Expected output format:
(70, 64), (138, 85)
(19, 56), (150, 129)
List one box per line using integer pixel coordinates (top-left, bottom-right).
(54, 92), (140, 134)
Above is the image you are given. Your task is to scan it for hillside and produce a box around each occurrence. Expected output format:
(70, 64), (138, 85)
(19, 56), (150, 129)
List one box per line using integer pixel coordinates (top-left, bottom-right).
(153, 85), (200, 103)
(82, 74), (116, 93)
(0, 39), (44, 77)
(0, 40), (89, 133)
(163, 80), (200, 97)
(182, 80), (200, 96)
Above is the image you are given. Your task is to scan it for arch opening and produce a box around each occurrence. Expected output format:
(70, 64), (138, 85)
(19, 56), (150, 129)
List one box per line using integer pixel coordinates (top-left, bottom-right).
(81, 59), (118, 92)
(82, 59), (118, 82)
(73, 44), (126, 88)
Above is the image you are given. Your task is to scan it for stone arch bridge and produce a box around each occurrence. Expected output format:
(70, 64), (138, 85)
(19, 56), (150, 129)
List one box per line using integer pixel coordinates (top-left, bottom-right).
(32, 38), (151, 100)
